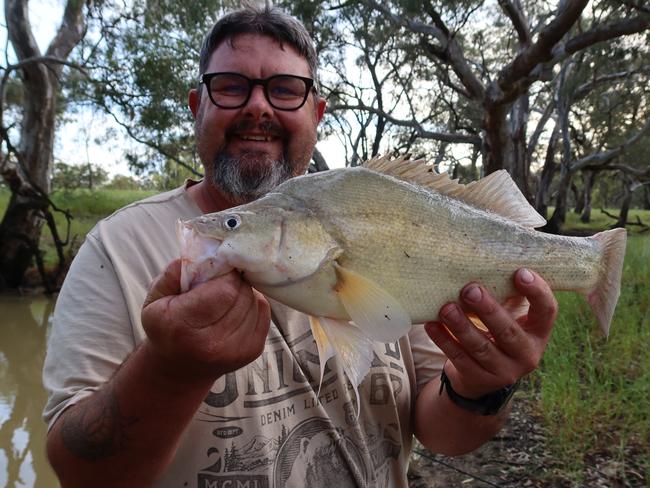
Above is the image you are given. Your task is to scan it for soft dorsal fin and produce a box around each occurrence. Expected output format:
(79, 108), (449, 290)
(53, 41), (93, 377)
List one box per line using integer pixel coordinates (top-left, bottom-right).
(363, 155), (546, 228)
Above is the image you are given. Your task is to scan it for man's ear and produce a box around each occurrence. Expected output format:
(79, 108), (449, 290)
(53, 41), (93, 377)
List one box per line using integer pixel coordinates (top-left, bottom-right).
(188, 88), (200, 118)
(316, 96), (326, 123)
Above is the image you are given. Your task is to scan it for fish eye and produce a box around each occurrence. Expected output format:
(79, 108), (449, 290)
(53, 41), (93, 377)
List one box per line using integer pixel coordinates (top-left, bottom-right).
(223, 215), (241, 231)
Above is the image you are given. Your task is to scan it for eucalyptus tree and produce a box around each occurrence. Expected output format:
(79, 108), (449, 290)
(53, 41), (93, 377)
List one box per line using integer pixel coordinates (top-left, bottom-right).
(0, 0), (89, 290)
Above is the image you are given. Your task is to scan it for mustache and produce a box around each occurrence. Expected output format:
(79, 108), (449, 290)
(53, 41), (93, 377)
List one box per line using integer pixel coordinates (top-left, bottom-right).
(225, 119), (287, 139)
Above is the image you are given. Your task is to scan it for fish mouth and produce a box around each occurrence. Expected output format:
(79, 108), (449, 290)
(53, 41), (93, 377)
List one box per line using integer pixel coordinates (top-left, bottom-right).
(177, 220), (231, 292)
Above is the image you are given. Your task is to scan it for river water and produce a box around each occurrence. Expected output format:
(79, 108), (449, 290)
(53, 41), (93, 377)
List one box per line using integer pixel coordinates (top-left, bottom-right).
(0, 294), (60, 487)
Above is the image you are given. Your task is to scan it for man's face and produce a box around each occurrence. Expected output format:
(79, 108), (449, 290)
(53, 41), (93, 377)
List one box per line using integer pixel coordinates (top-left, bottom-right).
(189, 33), (326, 204)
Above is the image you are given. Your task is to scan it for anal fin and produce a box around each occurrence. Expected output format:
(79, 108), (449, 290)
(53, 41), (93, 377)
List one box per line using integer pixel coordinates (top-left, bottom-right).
(312, 316), (375, 418)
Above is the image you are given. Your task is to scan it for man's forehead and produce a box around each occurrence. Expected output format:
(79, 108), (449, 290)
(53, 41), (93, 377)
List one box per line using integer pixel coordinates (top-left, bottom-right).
(212, 33), (296, 58)
(206, 33), (309, 74)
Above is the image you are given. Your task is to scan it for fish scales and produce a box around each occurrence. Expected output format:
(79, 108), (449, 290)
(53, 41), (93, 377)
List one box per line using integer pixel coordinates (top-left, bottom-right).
(276, 168), (602, 323)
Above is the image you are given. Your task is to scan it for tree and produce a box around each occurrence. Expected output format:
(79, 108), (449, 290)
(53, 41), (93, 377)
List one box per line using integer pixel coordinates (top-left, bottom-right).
(0, 0), (89, 290)
(52, 161), (109, 190)
(358, 1), (649, 185)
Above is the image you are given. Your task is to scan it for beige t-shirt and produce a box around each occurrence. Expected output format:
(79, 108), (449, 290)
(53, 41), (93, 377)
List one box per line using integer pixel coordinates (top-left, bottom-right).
(43, 184), (446, 488)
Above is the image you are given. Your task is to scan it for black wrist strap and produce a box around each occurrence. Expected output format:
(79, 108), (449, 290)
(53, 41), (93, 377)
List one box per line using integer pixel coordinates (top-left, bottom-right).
(439, 369), (519, 416)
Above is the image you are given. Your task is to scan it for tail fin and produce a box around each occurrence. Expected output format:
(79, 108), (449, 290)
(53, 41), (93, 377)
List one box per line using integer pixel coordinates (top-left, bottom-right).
(587, 228), (627, 336)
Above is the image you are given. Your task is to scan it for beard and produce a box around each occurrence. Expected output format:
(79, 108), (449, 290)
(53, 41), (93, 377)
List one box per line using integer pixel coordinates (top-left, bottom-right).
(209, 150), (294, 204)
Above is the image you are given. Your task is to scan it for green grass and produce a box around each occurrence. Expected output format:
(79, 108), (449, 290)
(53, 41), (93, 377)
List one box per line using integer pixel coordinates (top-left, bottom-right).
(561, 207), (650, 233)
(529, 233), (650, 483)
(0, 187), (156, 267)
(40, 189), (156, 266)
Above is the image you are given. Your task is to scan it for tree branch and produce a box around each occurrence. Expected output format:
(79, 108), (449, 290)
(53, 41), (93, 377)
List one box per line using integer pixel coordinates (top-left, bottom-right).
(563, 14), (650, 56)
(46, 0), (87, 67)
(569, 114), (650, 172)
(498, 0), (531, 45)
(362, 0), (486, 100)
(328, 103), (481, 145)
(497, 0), (589, 94)
(573, 66), (650, 100)
(100, 105), (203, 177)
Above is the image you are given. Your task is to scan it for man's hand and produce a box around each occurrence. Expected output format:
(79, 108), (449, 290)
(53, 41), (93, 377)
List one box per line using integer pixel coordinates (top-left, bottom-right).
(425, 268), (557, 399)
(141, 259), (271, 381)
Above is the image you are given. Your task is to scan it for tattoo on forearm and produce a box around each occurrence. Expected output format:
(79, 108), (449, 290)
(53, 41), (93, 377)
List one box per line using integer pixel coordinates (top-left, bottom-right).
(60, 384), (137, 461)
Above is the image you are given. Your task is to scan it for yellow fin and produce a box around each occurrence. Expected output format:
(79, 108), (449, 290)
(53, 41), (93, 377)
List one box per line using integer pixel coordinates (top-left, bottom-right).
(333, 263), (411, 343)
(363, 156), (546, 228)
(316, 316), (375, 418)
(308, 316), (336, 398)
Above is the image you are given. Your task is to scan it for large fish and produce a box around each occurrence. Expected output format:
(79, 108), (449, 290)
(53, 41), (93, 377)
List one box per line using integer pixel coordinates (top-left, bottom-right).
(177, 158), (627, 399)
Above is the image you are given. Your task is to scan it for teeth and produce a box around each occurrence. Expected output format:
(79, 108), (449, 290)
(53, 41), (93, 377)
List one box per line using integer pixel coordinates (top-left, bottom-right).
(241, 135), (271, 142)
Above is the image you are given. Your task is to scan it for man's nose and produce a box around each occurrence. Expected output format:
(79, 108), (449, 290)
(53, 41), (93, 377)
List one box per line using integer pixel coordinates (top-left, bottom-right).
(244, 85), (273, 118)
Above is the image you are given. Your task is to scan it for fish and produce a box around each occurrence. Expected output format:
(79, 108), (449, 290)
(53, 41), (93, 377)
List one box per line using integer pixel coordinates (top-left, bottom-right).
(177, 157), (627, 404)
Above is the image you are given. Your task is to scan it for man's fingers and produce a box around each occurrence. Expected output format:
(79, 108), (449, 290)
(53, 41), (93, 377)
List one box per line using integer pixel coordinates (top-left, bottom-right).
(513, 268), (558, 337)
(143, 259), (182, 308)
(459, 283), (528, 358)
(437, 303), (501, 373)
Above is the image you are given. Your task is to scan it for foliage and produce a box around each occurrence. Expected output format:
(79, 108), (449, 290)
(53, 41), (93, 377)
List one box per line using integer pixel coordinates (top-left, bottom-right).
(52, 161), (109, 190)
(104, 174), (144, 191)
(66, 0), (240, 179)
(0, 0), (89, 290)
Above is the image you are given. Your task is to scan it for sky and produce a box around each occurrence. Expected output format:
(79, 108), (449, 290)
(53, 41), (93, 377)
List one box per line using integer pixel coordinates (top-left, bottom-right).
(2, 0), (346, 178)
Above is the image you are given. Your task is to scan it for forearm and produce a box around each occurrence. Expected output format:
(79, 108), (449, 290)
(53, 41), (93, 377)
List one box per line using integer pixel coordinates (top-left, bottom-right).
(414, 376), (510, 456)
(46, 340), (216, 487)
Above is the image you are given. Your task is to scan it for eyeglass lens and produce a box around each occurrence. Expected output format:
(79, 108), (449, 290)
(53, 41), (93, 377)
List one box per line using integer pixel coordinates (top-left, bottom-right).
(207, 73), (310, 110)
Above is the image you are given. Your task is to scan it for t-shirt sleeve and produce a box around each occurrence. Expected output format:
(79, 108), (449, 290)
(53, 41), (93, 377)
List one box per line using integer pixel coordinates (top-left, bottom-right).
(42, 231), (136, 430)
(407, 324), (447, 394)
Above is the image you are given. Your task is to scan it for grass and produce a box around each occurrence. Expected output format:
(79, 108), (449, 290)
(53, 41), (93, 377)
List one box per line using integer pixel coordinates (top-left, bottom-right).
(42, 188), (156, 264)
(561, 206), (650, 233)
(528, 233), (650, 484)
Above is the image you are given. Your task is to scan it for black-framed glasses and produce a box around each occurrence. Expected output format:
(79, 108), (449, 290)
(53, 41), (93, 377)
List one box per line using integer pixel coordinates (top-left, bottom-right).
(200, 72), (315, 111)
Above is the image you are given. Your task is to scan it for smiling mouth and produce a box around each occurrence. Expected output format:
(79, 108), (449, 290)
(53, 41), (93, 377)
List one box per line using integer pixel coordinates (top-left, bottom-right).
(238, 134), (275, 142)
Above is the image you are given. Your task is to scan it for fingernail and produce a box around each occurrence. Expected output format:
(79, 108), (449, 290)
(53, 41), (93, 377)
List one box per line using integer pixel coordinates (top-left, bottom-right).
(519, 268), (534, 284)
(441, 303), (461, 321)
(462, 285), (482, 303)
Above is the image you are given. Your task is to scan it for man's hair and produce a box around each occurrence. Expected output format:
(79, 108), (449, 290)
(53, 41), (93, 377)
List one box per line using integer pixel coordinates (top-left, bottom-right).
(199, 5), (319, 89)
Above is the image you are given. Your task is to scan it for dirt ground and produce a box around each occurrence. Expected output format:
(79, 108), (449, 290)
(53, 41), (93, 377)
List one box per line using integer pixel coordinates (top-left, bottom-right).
(406, 394), (648, 487)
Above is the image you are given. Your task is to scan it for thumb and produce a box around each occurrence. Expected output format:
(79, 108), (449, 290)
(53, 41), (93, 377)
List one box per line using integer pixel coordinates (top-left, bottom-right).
(143, 259), (182, 309)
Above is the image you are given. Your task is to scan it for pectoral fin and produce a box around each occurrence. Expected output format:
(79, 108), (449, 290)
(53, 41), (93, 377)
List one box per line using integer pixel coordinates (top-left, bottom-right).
(333, 263), (411, 343)
(312, 316), (375, 418)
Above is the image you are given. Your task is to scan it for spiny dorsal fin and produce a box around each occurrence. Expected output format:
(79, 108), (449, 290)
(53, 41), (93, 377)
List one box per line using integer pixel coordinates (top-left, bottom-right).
(363, 155), (546, 228)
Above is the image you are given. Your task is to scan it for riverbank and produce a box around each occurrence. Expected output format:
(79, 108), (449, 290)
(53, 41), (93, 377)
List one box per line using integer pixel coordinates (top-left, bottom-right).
(408, 391), (647, 487)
